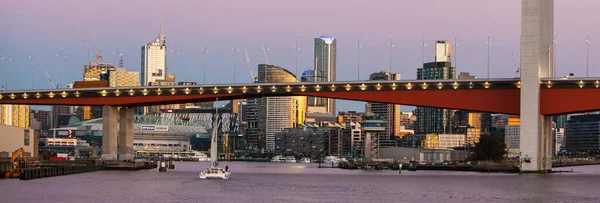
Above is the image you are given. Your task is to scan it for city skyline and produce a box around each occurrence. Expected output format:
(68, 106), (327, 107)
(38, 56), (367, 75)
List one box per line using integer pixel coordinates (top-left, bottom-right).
(2, 0), (600, 112)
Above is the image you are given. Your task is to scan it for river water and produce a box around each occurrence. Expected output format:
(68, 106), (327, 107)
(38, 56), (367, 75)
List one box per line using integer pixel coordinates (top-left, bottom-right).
(1, 162), (600, 203)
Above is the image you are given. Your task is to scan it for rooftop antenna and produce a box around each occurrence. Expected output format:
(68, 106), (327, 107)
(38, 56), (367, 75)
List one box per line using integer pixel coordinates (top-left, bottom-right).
(119, 54), (124, 68)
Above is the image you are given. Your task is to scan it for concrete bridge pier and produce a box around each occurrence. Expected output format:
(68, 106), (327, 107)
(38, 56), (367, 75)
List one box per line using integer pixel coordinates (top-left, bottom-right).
(519, 0), (554, 172)
(118, 107), (135, 161)
(101, 106), (118, 160)
(101, 106), (135, 161)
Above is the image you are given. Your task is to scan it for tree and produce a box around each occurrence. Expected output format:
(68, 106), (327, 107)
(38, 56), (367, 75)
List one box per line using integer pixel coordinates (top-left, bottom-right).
(473, 133), (506, 162)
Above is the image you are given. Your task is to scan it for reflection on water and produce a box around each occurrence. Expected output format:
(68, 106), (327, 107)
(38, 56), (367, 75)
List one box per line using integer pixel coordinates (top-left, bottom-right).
(1, 162), (600, 203)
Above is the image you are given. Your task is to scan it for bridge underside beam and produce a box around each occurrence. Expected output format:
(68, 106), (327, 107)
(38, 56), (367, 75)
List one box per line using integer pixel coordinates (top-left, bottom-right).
(296, 89), (521, 115)
(541, 88), (600, 115)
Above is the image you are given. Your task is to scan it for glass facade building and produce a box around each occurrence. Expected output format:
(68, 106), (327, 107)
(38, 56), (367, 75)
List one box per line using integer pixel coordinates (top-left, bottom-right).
(415, 40), (456, 134)
(255, 64), (307, 151)
(306, 36), (336, 116)
(366, 71), (401, 147)
(565, 114), (600, 152)
(415, 62), (456, 134)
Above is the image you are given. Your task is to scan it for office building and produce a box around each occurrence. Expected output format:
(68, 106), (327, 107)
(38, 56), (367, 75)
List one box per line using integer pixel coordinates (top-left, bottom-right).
(553, 115), (568, 129)
(415, 40), (456, 135)
(555, 128), (564, 154)
(73, 80), (109, 120)
(1, 104), (31, 128)
(466, 127), (481, 145)
(505, 117), (521, 157)
(565, 114), (600, 152)
(141, 24), (167, 86)
(32, 110), (51, 131)
(341, 122), (362, 157)
(366, 71), (401, 147)
(243, 98), (260, 149)
(80, 62), (115, 121)
(491, 114), (510, 129)
(400, 112), (416, 129)
(458, 72), (476, 79)
(274, 127), (327, 158)
(83, 62), (116, 82)
(147, 74), (184, 114)
(438, 134), (466, 150)
(109, 68), (140, 87)
(397, 126), (414, 138)
(306, 36), (336, 117)
(51, 106), (73, 129)
(337, 111), (364, 124)
(256, 64), (307, 151)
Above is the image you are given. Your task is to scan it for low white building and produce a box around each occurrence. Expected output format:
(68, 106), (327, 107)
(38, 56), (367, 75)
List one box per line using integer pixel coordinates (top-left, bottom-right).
(0, 124), (36, 158)
(379, 147), (469, 164)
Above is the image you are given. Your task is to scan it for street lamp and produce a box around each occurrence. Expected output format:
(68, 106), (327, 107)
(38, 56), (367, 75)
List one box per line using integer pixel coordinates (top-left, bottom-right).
(170, 45), (181, 78)
(201, 43), (209, 84)
(294, 39), (300, 78)
(57, 49), (67, 88)
(1, 55), (11, 90)
(29, 53), (39, 90)
(356, 37), (362, 81)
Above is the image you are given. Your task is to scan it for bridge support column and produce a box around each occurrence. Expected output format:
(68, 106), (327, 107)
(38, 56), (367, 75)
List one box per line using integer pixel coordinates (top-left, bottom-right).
(101, 106), (118, 160)
(118, 107), (135, 161)
(364, 132), (371, 159)
(519, 0), (553, 172)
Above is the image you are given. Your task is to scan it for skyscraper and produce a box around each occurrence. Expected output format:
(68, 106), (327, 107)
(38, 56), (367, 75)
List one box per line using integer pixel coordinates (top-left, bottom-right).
(255, 64), (307, 151)
(415, 40), (456, 134)
(306, 36), (336, 116)
(141, 24), (167, 86)
(365, 71), (401, 147)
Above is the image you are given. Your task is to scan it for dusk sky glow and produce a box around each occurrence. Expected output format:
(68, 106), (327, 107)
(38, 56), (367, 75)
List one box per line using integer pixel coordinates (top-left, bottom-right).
(2, 0), (599, 111)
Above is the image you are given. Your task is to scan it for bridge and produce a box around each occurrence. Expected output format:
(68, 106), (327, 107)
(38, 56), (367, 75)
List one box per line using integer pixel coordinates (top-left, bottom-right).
(1, 78), (600, 116)
(0, 0), (572, 172)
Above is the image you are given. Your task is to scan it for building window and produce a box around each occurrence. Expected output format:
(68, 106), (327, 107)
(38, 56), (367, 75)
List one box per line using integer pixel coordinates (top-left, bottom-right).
(24, 130), (30, 146)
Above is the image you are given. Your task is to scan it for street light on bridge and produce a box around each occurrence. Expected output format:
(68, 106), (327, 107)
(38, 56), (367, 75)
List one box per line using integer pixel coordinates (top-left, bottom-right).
(29, 50), (39, 90)
(1, 54), (11, 90)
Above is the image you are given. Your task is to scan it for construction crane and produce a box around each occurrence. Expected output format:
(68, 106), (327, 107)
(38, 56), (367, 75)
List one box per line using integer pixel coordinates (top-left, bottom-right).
(261, 42), (269, 64)
(244, 49), (257, 82)
(44, 69), (59, 89)
(511, 53), (519, 77)
(84, 31), (102, 62)
(5, 147), (27, 178)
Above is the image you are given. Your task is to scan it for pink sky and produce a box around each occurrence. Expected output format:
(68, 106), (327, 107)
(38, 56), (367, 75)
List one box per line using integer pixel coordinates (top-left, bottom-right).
(2, 0), (599, 111)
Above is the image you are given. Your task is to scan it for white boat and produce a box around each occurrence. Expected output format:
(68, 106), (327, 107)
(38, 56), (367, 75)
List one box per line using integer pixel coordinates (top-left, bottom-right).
(285, 156), (297, 163)
(199, 106), (231, 180)
(301, 157), (311, 163)
(324, 156), (341, 164)
(191, 151), (210, 162)
(199, 164), (230, 179)
(271, 155), (297, 163)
